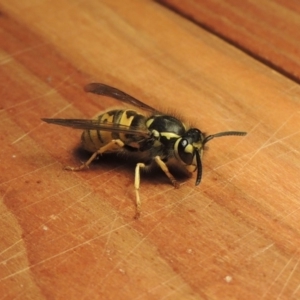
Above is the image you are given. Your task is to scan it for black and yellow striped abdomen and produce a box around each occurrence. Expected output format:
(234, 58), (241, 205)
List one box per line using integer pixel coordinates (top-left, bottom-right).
(81, 109), (146, 153)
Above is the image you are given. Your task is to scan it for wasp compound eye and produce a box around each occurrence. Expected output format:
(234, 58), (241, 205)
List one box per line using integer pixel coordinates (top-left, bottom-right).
(180, 139), (188, 147)
(177, 138), (194, 165)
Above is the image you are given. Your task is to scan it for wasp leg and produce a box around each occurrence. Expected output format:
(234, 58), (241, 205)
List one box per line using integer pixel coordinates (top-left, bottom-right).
(134, 162), (146, 219)
(65, 139), (125, 171)
(154, 156), (180, 189)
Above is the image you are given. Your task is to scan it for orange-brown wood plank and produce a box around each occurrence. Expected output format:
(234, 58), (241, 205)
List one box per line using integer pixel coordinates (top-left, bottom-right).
(158, 0), (300, 82)
(0, 0), (300, 299)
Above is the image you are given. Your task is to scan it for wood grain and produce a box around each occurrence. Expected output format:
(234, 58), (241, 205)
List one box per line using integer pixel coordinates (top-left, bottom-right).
(0, 0), (300, 299)
(158, 0), (300, 83)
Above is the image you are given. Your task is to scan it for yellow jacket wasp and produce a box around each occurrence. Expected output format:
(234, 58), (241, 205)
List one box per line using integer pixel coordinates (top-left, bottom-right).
(42, 83), (246, 218)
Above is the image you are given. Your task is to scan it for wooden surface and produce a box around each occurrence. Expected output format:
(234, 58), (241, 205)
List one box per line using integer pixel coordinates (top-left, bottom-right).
(0, 0), (300, 299)
(158, 0), (300, 83)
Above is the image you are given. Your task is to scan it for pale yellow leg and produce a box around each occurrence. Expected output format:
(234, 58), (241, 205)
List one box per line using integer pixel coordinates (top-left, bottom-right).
(154, 156), (179, 188)
(65, 139), (124, 171)
(134, 162), (146, 219)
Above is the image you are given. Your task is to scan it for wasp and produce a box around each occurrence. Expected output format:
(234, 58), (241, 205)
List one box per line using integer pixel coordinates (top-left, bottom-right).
(42, 83), (246, 218)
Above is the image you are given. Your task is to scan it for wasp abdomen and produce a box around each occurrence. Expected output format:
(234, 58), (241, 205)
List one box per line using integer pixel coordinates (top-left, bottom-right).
(81, 109), (146, 153)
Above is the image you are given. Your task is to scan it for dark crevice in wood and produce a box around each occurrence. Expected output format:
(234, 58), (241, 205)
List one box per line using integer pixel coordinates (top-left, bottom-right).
(155, 0), (300, 84)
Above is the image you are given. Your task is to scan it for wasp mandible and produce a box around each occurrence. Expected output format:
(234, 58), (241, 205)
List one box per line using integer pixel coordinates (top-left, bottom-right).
(42, 83), (247, 218)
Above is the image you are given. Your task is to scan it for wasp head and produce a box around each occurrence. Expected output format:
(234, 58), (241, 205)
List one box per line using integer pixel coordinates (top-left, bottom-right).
(174, 128), (204, 185)
(174, 129), (247, 186)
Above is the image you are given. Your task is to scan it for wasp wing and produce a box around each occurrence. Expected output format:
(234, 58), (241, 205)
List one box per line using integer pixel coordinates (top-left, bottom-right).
(84, 83), (159, 113)
(41, 118), (151, 138)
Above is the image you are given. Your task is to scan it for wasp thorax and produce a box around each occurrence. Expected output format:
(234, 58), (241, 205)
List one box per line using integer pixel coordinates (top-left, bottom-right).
(151, 129), (160, 139)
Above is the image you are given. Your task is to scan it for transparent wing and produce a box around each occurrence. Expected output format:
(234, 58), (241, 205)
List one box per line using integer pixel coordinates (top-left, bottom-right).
(41, 118), (151, 138)
(84, 83), (159, 113)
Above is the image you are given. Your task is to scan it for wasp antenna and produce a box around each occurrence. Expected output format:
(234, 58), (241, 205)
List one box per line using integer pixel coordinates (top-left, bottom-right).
(195, 150), (202, 186)
(203, 131), (247, 145)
